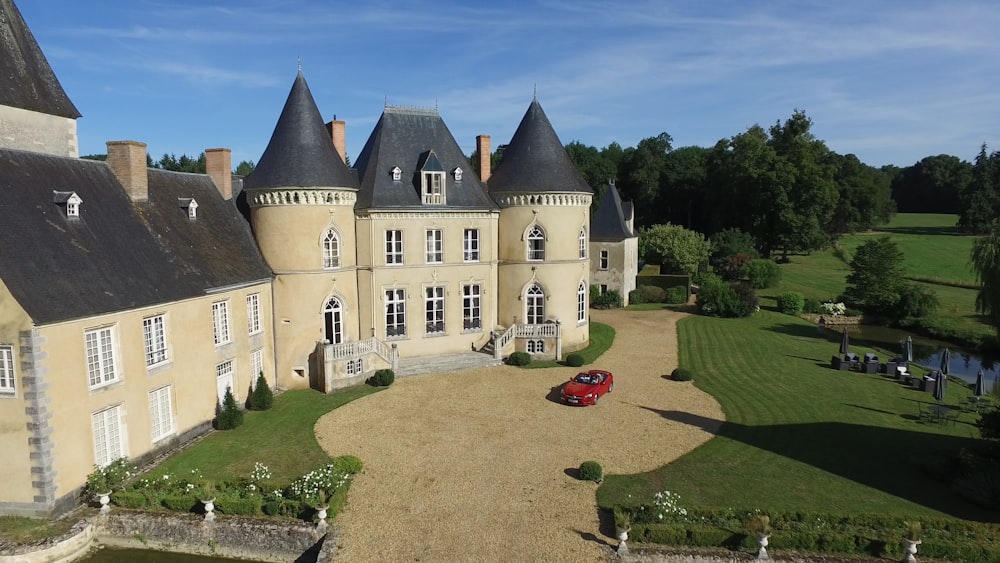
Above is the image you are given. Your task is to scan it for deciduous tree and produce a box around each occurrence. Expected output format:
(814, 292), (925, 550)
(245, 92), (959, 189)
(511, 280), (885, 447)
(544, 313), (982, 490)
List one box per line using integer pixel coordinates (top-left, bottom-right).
(638, 223), (709, 277)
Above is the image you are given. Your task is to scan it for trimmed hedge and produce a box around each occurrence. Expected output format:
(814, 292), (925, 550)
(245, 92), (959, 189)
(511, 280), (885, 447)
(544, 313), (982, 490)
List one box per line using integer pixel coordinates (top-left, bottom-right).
(507, 351), (532, 366)
(671, 368), (693, 382)
(565, 353), (585, 367)
(579, 461), (603, 482)
(214, 495), (262, 516)
(665, 285), (689, 304)
(775, 292), (805, 315)
(368, 369), (395, 387)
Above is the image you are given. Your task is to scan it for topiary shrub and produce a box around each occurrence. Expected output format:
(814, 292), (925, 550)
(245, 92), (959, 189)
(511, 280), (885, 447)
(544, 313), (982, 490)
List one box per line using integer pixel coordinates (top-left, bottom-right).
(215, 387), (244, 430)
(593, 289), (624, 309)
(665, 285), (689, 304)
(565, 353), (585, 367)
(367, 369), (395, 387)
(111, 490), (153, 510)
(579, 461), (603, 482)
(214, 495), (261, 516)
(741, 258), (782, 289)
(776, 291), (805, 315)
(249, 372), (274, 411)
(161, 494), (199, 512)
(507, 351), (532, 366)
(637, 285), (667, 303)
(671, 368), (694, 382)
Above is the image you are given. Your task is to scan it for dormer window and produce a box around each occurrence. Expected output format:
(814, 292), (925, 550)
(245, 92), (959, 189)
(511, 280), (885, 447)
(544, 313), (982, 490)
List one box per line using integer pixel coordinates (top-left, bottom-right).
(453, 167), (463, 182)
(178, 198), (199, 219)
(418, 150), (446, 205)
(391, 166), (402, 181)
(53, 191), (82, 219)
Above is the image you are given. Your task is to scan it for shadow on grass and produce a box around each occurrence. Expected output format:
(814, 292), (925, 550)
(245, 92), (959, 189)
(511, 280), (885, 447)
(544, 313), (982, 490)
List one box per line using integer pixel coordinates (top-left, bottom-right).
(876, 226), (963, 236)
(637, 405), (999, 522)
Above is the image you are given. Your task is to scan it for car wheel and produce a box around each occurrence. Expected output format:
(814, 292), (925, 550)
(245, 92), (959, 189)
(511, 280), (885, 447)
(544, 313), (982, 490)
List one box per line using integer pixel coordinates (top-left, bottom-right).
(609, 382), (614, 393)
(593, 393), (599, 405)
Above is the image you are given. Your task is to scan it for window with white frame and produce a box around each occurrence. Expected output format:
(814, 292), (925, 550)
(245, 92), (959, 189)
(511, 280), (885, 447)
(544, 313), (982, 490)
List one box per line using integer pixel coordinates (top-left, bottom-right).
(347, 358), (363, 376)
(85, 326), (119, 389)
(579, 228), (587, 259)
(324, 296), (344, 344)
(0, 346), (14, 396)
(391, 166), (402, 181)
(212, 300), (231, 346)
(247, 293), (261, 335)
(462, 284), (481, 331)
(463, 228), (480, 262)
(148, 386), (174, 442)
(527, 339), (545, 353)
(600, 249), (609, 270)
(578, 282), (587, 322)
(322, 229), (340, 269)
(250, 348), (264, 382)
(385, 289), (406, 338)
(216, 360), (235, 404)
(527, 225), (545, 261)
(526, 284), (545, 324)
(423, 172), (445, 204)
(92, 404), (125, 468)
(425, 286), (445, 334)
(386, 230), (403, 265)
(425, 229), (443, 263)
(66, 193), (82, 218)
(142, 315), (168, 368)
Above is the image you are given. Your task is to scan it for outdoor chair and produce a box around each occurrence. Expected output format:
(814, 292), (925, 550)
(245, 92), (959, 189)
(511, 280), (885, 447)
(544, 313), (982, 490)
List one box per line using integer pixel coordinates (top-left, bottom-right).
(862, 360), (879, 374)
(943, 409), (960, 425)
(830, 355), (850, 371)
(916, 403), (934, 423)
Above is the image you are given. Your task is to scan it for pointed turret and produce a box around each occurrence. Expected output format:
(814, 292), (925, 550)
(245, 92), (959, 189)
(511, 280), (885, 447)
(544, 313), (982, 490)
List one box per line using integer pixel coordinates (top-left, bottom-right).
(245, 72), (357, 190)
(591, 182), (635, 241)
(487, 99), (591, 194)
(0, 0), (80, 118)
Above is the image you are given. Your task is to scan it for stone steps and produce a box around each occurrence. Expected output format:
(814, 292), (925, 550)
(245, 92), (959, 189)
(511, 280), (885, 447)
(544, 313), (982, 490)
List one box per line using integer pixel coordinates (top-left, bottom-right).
(394, 351), (502, 377)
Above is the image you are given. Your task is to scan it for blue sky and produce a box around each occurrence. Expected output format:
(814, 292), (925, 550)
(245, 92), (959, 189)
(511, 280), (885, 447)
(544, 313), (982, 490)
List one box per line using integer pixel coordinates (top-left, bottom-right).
(18, 0), (1000, 169)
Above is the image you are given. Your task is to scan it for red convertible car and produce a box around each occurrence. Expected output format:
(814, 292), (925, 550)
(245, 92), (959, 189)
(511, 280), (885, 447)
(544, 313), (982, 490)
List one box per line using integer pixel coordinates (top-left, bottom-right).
(560, 370), (614, 405)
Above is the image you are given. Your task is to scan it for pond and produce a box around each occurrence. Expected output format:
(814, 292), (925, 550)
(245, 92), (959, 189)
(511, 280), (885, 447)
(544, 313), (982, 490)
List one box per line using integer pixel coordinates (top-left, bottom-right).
(78, 547), (252, 562)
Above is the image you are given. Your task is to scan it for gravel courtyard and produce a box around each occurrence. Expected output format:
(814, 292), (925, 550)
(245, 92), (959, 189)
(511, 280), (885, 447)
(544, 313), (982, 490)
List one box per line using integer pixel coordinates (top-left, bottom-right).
(314, 308), (725, 562)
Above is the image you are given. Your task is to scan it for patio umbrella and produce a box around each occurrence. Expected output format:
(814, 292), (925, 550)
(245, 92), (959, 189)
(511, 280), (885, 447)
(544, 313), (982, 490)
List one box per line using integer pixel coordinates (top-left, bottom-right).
(939, 348), (950, 376)
(839, 327), (850, 356)
(933, 371), (946, 402)
(974, 368), (987, 398)
(904, 336), (914, 363)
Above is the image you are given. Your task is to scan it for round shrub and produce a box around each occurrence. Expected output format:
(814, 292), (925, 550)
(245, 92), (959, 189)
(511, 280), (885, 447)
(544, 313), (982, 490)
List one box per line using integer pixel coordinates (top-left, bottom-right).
(775, 291), (805, 315)
(579, 461), (603, 482)
(637, 285), (667, 303)
(671, 368), (694, 382)
(565, 353), (585, 367)
(507, 351), (532, 366)
(665, 285), (689, 304)
(592, 289), (623, 309)
(333, 455), (364, 475)
(741, 258), (782, 289)
(368, 369), (395, 387)
(697, 274), (757, 318)
(803, 298), (823, 314)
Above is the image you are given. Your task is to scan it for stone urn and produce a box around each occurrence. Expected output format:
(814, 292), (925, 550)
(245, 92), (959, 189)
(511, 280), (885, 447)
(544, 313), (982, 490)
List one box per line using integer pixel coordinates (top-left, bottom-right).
(615, 527), (629, 556)
(757, 533), (771, 560)
(201, 498), (216, 521)
(903, 538), (921, 563)
(316, 505), (329, 522)
(96, 492), (112, 514)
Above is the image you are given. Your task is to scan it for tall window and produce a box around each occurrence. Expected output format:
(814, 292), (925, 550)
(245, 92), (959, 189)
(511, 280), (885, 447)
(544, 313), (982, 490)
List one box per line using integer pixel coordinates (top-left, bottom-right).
(212, 300), (231, 346)
(578, 282), (587, 322)
(216, 360), (235, 404)
(250, 349), (264, 382)
(526, 284), (545, 324)
(247, 293), (261, 335)
(423, 172), (444, 204)
(85, 326), (119, 389)
(600, 249), (609, 270)
(386, 230), (403, 265)
(462, 284), (482, 331)
(0, 346), (14, 396)
(464, 229), (480, 262)
(92, 405), (124, 467)
(527, 225), (545, 261)
(324, 297), (344, 344)
(425, 286), (445, 334)
(426, 229), (443, 263)
(143, 315), (168, 367)
(385, 289), (406, 338)
(579, 228), (587, 259)
(148, 386), (174, 442)
(322, 229), (340, 269)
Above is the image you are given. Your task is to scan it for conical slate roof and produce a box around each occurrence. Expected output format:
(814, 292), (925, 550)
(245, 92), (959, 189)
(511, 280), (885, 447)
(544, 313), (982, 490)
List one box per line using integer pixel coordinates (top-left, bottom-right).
(487, 99), (591, 194)
(591, 182), (635, 241)
(244, 72), (357, 190)
(0, 0), (80, 118)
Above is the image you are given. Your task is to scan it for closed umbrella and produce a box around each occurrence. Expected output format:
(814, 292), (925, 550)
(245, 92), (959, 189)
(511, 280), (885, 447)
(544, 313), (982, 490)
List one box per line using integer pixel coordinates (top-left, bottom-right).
(933, 371), (946, 402)
(904, 336), (913, 364)
(939, 348), (950, 376)
(975, 369), (986, 398)
(839, 327), (850, 356)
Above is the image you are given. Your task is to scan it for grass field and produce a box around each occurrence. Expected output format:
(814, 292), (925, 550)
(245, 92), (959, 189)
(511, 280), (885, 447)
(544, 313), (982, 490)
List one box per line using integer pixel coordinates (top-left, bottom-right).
(597, 310), (997, 523)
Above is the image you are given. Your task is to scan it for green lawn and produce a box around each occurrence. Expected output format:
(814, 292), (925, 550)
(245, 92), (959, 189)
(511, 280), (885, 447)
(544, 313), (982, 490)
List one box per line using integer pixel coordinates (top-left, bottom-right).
(149, 386), (381, 483)
(597, 310), (997, 523)
(524, 321), (614, 368)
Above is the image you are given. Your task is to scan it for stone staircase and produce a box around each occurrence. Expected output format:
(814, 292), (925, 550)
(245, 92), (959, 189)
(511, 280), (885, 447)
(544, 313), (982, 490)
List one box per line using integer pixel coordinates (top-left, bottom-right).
(394, 351), (502, 378)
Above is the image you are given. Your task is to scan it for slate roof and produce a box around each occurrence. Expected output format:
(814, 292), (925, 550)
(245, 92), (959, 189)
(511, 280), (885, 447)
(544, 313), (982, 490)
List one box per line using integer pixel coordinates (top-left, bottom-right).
(590, 183), (636, 242)
(0, 0), (80, 119)
(487, 99), (591, 194)
(244, 72), (357, 191)
(0, 148), (271, 325)
(353, 106), (497, 210)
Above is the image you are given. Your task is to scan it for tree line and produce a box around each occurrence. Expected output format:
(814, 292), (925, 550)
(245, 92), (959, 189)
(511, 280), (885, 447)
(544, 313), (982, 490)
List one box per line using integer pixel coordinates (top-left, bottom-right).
(82, 152), (255, 176)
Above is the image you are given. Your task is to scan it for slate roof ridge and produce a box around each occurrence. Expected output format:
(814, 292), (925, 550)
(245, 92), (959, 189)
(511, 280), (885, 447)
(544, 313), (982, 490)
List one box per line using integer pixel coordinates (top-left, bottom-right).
(0, 0), (81, 118)
(487, 98), (591, 194)
(590, 182), (635, 241)
(244, 71), (358, 191)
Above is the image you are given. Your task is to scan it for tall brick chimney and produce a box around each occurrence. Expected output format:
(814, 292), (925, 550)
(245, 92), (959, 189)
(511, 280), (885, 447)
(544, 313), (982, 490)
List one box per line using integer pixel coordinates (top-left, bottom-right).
(106, 140), (148, 202)
(326, 119), (347, 164)
(205, 148), (232, 200)
(476, 134), (491, 183)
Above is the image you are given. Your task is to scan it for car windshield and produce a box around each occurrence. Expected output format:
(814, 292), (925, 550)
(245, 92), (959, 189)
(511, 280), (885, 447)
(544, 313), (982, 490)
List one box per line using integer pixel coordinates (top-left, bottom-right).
(573, 373), (598, 385)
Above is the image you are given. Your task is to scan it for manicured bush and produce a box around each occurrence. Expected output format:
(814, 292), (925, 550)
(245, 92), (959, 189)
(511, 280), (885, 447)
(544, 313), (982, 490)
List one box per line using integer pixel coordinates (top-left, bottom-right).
(665, 285), (689, 304)
(637, 285), (667, 303)
(741, 258), (782, 289)
(803, 298), (823, 314)
(368, 369), (395, 387)
(671, 368), (693, 382)
(507, 351), (532, 366)
(249, 372), (274, 411)
(592, 289), (623, 309)
(215, 387), (244, 430)
(161, 494), (199, 512)
(565, 353), (585, 367)
(697, 274), (757, 318)
(579, 461), (603, 482)
(776, 291), (805, 315)
(111, 490), (153, 510)
(214, 495), (261, 515)
(332, 455), (364, 475)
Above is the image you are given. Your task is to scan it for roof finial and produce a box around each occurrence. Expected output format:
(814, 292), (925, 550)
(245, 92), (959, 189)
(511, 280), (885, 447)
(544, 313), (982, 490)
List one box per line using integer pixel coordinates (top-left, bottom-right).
(533, 83), (537, 101)
(384, 96), (388, 108)
(297, 56), (302, 72)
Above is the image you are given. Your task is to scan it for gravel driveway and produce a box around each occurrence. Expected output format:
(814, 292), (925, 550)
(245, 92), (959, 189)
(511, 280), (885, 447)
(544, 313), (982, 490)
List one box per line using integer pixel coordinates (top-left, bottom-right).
(314, 308), (725, 562)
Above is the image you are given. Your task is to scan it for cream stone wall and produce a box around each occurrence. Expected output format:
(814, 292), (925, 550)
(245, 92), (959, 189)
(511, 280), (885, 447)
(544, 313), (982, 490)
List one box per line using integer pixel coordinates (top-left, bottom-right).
(590, 237), (639, 306)
(0, 105), (78, 157)
(0, 280), (36, 505)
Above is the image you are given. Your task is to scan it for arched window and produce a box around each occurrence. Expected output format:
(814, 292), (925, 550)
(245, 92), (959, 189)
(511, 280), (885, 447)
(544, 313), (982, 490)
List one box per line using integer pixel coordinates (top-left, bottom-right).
(322, 229), (340, 269)
(526, 284), (544, 324)
(579, 228), (587, 259)
(323, 297), (344, 344)
(578, 282), (587, 322)
(527, 225), (545, 261)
